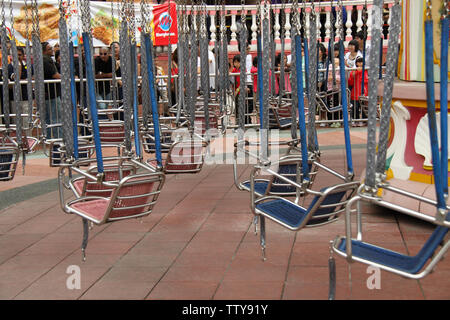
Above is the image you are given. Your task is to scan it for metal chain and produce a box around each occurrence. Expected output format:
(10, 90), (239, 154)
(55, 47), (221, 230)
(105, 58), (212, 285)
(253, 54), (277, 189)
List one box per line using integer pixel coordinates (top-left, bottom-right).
(24, 0), (30, 40)
(0, 0), (5, 27)
(129, 0), (136, 44)
(237, 0), (247, 132)
(263, 0), (270, 21)
(445, 0), (449, 18)
(9, 0), (24, 148)
(425, 0), (432, 21)
(375, 0), (401, 178)
(279, 0), (286, 106)
(292, 0), (300, 32)
(337, 0), (344, 40)
(23, 0), (33, 128)
(301, 0), (306, 37)
(200, 0), (207, 39)
(31, 0), (40, 35)
(59, 0), (75, 159)
(9, 0), (14, 34)
(364, 0), (384, 192)
(362, 0), (368, 39)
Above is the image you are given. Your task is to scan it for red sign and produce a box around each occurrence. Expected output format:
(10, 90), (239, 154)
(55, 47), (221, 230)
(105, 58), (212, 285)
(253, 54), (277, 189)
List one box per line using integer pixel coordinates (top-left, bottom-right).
(152, 2), (178, 46)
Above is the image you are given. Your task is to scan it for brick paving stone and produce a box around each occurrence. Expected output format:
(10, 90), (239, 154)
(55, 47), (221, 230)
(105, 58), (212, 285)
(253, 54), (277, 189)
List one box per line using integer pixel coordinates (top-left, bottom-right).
(147, 281), (218, 300)
(214, 281), (284, 300)
(0, 129), (448, 300)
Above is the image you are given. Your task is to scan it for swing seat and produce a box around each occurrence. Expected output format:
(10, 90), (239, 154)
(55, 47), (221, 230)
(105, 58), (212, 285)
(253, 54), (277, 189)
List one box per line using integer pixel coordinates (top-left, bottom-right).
(269, 108), (292, 129)
(252, 169), (359, 260)
(330, 193), (450, 280)
(0, 147), (19, 181)
(146, 139), (208, 174)
(140, 125), (173, 154)
(5, 131), (39, 153)
(241, 180), (270, 196)
(47, 140), (92, 167)
(359, 95), (381, 119)
(334, 225), (448, 275)
(65, 171), (165, 225)
(316, 89), (352, 113)
(255, 182), (359, 230)
(70, 163), (137, 198)
(234, 144), (316, 200)
(194, 111), (219, 136)
(1, 121), (40, 153)
(277, 102), (293, 118)
(98, 120), (125, 144)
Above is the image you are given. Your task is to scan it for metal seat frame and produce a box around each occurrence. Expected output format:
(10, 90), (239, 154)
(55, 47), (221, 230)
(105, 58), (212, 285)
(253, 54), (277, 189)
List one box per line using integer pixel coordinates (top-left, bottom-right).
(250, 158), (359, 260)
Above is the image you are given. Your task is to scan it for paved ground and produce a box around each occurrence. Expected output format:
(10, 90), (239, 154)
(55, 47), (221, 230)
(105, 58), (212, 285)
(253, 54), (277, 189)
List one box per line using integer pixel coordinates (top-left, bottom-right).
(0, 127), (449, 300)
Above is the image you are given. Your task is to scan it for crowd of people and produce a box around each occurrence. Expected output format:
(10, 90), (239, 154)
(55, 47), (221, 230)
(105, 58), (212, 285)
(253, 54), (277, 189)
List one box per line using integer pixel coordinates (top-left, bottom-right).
(228, 30), (371, 128)
(0, 29), (373, 141)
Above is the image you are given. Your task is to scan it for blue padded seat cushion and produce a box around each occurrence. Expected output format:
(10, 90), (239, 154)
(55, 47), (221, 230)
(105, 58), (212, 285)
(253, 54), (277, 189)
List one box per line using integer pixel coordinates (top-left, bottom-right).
(242, 181), (269, 196)
(255, 188), (348, 228)
(256, 198), (308, 228)
(270, 163), (298, 193)
(337, 226), (449, 274)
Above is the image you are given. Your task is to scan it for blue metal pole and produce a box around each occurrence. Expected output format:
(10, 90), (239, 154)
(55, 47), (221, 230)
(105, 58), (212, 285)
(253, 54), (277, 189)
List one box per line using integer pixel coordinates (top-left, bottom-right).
(82, 33), (103, 172)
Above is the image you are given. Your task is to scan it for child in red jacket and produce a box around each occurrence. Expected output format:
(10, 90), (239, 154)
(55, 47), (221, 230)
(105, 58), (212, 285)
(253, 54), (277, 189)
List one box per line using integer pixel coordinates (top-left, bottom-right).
(348, 57), (368, 126)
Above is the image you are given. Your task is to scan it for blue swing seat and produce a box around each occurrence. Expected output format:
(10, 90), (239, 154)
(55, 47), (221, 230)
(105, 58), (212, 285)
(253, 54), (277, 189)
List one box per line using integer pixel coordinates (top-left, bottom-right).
(255, 187), (353, 229)
(242, 180), (270, 196)
(335, 225), (448, 275)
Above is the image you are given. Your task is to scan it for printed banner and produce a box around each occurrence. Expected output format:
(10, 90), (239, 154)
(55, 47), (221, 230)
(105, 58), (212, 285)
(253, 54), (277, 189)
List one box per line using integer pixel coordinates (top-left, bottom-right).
(151, 2), (178, 46)
(6, 0), (170, 47)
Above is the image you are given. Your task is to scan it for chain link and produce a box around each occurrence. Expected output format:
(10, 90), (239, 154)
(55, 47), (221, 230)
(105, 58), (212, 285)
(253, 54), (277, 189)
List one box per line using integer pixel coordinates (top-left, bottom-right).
(9, 0), (14, 35)
(24, 0), (30, 40)
(80, 0), (91, 34)
(426, 0), (432, 20)
(200, 0), (207, 38)
(32, 0), (40, 35)
(337, 0), (344, 40)
(292, 0), (300, 32)
(301, 0), (306, 34)
(362, 0), (368, 39)
(129, 0), (136, 43)
(444, 0), (449, 18)
(1, 0), (6, 27)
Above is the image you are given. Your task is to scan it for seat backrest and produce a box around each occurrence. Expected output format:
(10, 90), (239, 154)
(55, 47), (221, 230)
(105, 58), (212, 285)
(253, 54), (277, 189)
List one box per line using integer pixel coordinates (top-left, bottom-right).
(98, 121), (125, 144)
(305, 182), (359, 225)
(268, 108), (280, 128)
(194, 112), (219, 136)
(410, 225), (449, 274)
(268, 162), (299, 195)
(0, 147), (18, 181)
(141, 128), (172, 154)
(83, 164), (137, 197)
(278, 103), (292, 118)
(49, 140), (92, 167)
(266, 156), (319, 196)
(164, 139), (206, 174)
(106, 172), (165, 221)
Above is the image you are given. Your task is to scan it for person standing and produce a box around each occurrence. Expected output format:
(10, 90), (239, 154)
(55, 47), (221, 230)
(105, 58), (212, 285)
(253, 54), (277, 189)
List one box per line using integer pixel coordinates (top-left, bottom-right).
(8, 47), (31, 101)
(42, 41), (61, 138)
(344, 39), (363, 69)
(348, 57), (368, 126)
(94, 47), (113, 111)
(354, 31), (371, 65)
